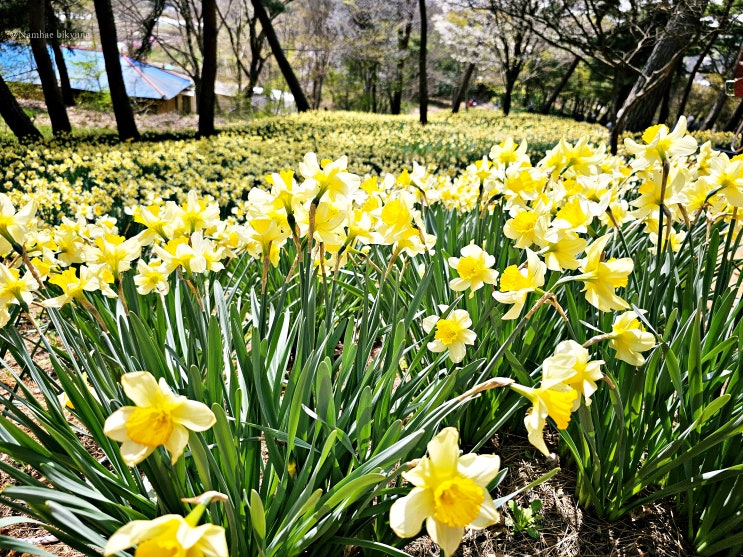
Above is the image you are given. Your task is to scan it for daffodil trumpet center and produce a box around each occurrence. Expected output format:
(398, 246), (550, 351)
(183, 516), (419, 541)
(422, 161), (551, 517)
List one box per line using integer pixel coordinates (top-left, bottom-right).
(125, 406), (174, 447)
(432, 476), (484, 528)
(134, 538), (184, 557)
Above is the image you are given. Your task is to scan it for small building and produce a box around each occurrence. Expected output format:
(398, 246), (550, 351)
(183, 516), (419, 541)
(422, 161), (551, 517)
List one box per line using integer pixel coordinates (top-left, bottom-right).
(0, 42), (193, 113)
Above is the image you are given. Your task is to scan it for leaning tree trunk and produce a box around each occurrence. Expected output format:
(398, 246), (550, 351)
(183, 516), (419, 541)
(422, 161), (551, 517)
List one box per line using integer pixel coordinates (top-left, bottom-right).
(418, 0), (428, 125)
(452, 62), (475, 114)
(93, 0), (140, 140)
(46, 0), (75, 106)
(621, 0), (709, 132)
(198, 0), (218, 137)
(541, 56), (580, 114)
(0, 74), (43, 142)
(251, 0), (310, 112)
(29, 0), (71, 135)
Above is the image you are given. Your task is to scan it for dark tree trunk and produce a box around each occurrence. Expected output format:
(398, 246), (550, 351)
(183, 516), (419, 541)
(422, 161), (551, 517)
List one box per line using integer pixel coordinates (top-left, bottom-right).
(0, 74), (43, 142)
(390, 7), (414, 115)
(198, 0), (218, 137)
(93, 0), (140, 141)
(502, 68), (519, 116)
(251, 0), (310, 112)
(50, 39), (75, 106)
(621, 0), (709, 132)
(541, 56), (579, 114)
(132, 0), (166, 60)
(701, 44), (743, 131)
(29, 0), (71, 135)
(418, 0), (427, 125)
(724, 99), (743, 133)
(701, 87), (729, 131)
(677, 0), (734, 121)
(46, 0), (75, 106)
(657, 61), (679, 124)
(452, 62), (475, 114)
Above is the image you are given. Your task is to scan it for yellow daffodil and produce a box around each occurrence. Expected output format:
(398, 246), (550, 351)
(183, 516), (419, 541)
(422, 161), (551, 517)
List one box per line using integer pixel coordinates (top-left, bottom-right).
(132, 203), (176, 244)
(701, 155), (743, 208)
(0, 262), (38, 308)
(422, 309), (477, 364)
(88, 234), (142, 280)
(43, 265), (114, 308)
(389, 428), (501, 557)
(493, 249), (546, 319)
(104, 513), (227, 557)
(542, 230), (586, 272)
(173, 190), (221, 237)
(298, 153), (361, 203)
(510, 382), (578, 457)
(503, 207), (549, 249)
(489, 137), (529, 169)
(447, 244), (499, 294)
(133, 259), (171, 295)
(575, 235), (633, 312)
(624, 116), (698, 168)
(542, 340), (604, 409)
(609, 311), (656, 365)
(0, 193), (37, 253)
(104, 371), (216, 466)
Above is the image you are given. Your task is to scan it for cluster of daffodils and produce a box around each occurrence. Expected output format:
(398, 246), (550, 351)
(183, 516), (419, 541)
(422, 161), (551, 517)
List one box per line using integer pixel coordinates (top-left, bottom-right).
(0, 155), (441, 322)
(1, 112), (604, 221)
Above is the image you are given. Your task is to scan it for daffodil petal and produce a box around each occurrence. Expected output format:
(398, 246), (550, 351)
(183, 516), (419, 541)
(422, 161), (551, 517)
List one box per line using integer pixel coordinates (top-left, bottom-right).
(121, 371), (161, 406)
(120, 440), (155, 467)
(103, 407), (135, 442)
(426, 516), (464, 557)
(164, 424), (190, 464)
(457, 453), (500, 487)
(389, 487), (434, 538)
(426, 427), (459, 476)
(170, 400), (217, 431)
(470, 491), (500, 529)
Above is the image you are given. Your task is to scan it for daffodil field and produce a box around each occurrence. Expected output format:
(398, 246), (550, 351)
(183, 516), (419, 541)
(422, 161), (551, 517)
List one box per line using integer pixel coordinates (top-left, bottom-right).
(0, 112), (742, 557)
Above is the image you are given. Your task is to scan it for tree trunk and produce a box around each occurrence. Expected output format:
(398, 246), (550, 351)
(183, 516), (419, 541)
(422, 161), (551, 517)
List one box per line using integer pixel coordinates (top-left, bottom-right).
(46, 0), (75, 106)
(29, 0), (71, 135)
(677, 0), (734, 121)
(452, 62), (475, 114)
(541, 56), (579, 114)
(390, 7), (414, 115)
(724, 99), (743, 133)
(50, 39), (75, 106)
(251, 0), (310, 112)
(502, 69), (518, 116)
(657, 60), (679, 124)
(701, 87), (729, 131)
(701, 44), (743, 131)
(0, 74), (43, 142)
(93, 0), (140, 141)
(621, 0), (709, 133)
(198, 0), (218, 137)
(418, 0), (427, 125)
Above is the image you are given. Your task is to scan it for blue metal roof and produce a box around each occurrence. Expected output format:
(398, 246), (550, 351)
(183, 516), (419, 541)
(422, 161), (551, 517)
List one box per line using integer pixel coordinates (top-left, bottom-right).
(0, 42), (192, 100)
